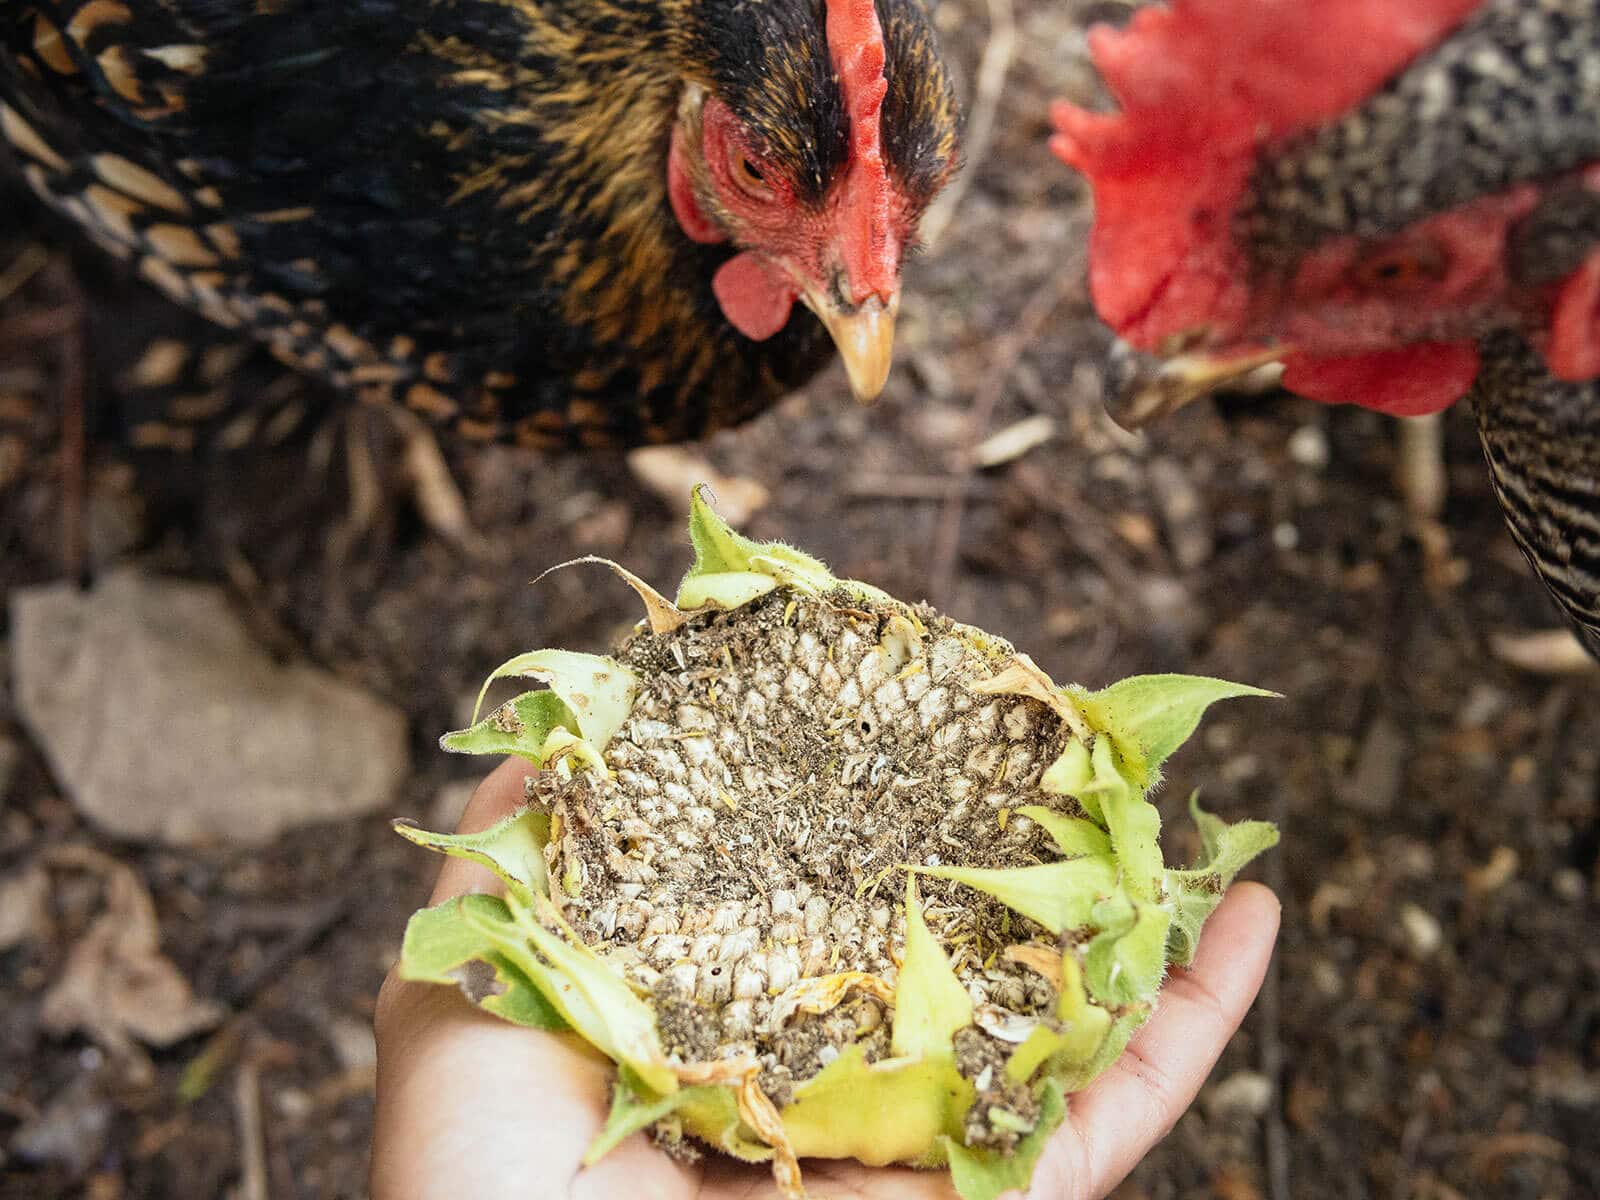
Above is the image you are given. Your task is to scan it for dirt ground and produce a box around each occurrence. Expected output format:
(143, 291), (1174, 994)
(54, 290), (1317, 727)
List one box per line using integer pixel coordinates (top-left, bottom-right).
(2, 2), (1597, 1197)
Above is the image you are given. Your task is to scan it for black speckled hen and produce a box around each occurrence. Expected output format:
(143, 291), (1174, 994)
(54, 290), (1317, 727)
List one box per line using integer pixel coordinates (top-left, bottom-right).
(1, 0), (960, 450)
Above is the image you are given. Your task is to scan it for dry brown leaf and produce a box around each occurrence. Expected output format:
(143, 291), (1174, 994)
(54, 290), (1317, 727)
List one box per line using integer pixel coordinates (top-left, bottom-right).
(40, 846), (223, 1059)
(1488, 629), (1598, 675)
(765, 971), (896, 1030)
(627, 446), (770, 526)
(971, 654), (1093, 740)
(536, 555), (687, 635)
(0, 863), (50, 951)
(1003, 942), (1064, 991)
(737, 1074), (803, 1200)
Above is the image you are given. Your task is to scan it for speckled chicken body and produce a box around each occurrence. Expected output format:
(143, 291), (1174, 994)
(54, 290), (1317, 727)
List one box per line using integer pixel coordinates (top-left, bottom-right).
(0, 0), (958, 449)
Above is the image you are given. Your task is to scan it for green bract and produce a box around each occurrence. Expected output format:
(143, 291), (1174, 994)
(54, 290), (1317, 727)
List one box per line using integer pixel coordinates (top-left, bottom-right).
(396, 487), (1278, 1200)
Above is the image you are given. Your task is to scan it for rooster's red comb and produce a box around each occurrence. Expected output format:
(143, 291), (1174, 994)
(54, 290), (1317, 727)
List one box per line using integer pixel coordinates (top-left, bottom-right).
(1051, 0), (1482, 347)
(826, 0), (897, 305)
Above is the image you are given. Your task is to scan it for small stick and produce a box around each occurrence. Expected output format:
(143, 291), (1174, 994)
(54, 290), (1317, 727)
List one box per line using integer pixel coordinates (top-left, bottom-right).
(918, 0), (1016, 251)
(232, 1062), (269, 1200)
(927, 263), (1082, 605)
(845, 474), (993, 501)
(221, 891), (352, 1010)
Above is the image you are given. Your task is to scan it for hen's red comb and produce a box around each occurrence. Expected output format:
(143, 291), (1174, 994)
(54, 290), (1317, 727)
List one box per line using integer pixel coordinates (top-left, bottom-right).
(826, 0), (897, 305)
(1051, 0), (1482, 347)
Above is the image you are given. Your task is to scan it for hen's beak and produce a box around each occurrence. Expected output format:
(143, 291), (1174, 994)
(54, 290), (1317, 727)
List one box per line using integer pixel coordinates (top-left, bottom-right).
(806, 290), (899, 403)
(1105, 338), (1287, 430)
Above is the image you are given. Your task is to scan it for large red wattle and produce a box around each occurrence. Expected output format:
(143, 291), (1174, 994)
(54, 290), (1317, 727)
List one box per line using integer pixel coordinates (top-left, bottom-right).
(712, 253), (800, 341)
(1280, 343), (1482, 417)
(1549, 249), (1600, 382)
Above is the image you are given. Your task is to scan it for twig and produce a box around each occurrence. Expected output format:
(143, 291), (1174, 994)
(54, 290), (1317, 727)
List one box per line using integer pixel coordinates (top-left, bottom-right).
(845, 474), (995, 501)
(180, 890), (355, 1102)
(391, 405), (484, 553)
(221, 891), (352, 1010)
(232, 1062), (269, 1200)
(919, 0), (1017, 251)
(927, 262), (1083, 605)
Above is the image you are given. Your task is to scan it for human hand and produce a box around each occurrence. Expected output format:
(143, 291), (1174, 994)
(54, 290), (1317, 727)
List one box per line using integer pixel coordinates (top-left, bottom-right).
(372, 756), (1281, 1200)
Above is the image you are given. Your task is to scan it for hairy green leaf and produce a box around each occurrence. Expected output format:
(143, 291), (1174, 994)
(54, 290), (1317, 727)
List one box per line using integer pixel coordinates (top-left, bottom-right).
(1075, 674), (1277, 786)
(393, 807), (551, 904)
(917, 857), (1119, 935)
(397, 895), (566, 1030)
(943, 1080), (1066, 1200)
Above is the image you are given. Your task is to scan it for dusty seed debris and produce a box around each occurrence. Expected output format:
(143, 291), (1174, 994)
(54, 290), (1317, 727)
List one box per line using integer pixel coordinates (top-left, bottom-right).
(954, 1027), (1040, 1152)
(529, 586), (1081, 1111)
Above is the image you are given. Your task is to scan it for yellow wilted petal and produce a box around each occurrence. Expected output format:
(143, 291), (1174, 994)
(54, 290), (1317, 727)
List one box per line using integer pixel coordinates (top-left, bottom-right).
(738, 1075), (803, 1200)
(767, 971), (896, 1029)
(462, 899), (676, 1095)
(782, 1045), (974, 1165)
(970, 655), (1093, 741)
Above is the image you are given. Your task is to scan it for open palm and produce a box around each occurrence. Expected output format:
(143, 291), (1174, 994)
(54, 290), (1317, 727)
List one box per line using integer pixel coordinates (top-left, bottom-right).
(372, 758), (1280, 1200)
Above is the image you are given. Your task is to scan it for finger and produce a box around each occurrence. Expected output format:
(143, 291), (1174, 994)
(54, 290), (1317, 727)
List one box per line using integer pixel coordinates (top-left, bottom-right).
(372, 976), (621, 1199)
(428, 756), (538, 904)
(696, 1155), (954, 1200)
(1031, 882), (1281, 1198)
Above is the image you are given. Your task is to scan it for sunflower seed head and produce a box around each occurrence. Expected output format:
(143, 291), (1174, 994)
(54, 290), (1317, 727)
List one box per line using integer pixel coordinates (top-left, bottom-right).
(400, 491), (1278, 1200)
(540, 588), (1078, 1071)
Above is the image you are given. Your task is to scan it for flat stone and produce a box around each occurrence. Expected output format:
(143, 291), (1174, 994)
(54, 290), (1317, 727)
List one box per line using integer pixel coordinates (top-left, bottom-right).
(10, 569), (408, 846)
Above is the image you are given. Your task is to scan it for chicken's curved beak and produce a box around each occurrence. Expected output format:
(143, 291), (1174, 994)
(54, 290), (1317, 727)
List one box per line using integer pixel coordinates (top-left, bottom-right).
(1105, 338), (1286, 431)
(805, 290), (899, 403)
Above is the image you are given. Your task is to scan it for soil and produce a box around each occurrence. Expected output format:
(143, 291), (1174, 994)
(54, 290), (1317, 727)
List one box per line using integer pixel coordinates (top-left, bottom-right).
(2, 2), (1597, 1198)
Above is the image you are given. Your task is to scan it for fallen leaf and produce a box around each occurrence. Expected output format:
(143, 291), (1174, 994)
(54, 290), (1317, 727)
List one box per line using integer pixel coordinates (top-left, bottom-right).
(627, 445), (770, 526)
(1489, 629), (1598, 675)
(0, 863), (50, 951)
(41, 846), (224, 1062)
(973, 414), (1057, 469)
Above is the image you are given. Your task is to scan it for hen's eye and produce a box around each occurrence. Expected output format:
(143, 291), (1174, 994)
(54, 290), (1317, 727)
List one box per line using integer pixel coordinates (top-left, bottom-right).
(1354, 242), (1447, 292)
(728, 147), (774, 199)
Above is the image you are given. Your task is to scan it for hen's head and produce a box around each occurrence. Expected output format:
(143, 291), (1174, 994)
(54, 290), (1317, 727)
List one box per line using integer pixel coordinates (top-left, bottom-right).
(671, 0), (959, 400)
(1052, 0), (1600, 420)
